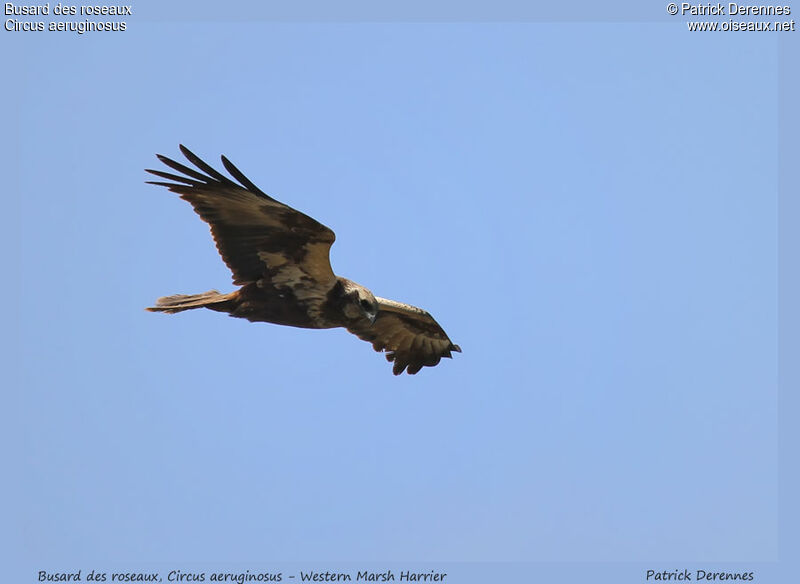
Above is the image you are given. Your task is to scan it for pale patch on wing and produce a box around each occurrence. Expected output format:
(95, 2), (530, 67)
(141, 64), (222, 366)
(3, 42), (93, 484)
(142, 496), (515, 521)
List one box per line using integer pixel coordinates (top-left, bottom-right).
(257, 243), (336, 290)
(257, 249), (335, 319)
(374, 296), (432, 317)
(258, 251), (289, 268)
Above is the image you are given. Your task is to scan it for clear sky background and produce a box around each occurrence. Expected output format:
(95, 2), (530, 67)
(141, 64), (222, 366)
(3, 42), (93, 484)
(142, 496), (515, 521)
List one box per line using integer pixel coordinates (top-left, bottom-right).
(3, 2), (797, 583)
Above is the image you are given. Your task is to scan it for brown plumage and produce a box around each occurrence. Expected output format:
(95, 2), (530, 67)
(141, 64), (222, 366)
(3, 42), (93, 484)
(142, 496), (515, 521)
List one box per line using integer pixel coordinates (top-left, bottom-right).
(146, 145), (461, 375)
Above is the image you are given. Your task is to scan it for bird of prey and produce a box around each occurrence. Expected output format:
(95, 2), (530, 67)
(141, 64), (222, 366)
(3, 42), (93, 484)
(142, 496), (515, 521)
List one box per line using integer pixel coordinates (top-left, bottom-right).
(146, 145), (461, 375)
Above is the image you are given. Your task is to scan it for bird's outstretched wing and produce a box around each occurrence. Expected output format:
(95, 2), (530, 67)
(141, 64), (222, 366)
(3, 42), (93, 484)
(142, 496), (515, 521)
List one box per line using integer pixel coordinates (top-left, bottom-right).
(347, 297), (462, 375)
(146, 145), (337, 288)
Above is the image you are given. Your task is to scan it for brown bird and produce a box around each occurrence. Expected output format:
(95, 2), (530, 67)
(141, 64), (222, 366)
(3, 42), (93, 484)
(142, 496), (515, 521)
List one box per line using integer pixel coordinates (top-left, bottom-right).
(146, 145), (461, 375)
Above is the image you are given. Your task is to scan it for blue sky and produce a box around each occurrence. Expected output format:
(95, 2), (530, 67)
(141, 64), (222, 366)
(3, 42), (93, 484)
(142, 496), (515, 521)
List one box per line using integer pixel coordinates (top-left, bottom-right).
(4, 3), (797, 583)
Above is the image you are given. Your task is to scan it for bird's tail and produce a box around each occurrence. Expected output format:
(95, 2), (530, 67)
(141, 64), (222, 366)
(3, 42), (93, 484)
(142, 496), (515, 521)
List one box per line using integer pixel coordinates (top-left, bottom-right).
(146, 290), (235, 314)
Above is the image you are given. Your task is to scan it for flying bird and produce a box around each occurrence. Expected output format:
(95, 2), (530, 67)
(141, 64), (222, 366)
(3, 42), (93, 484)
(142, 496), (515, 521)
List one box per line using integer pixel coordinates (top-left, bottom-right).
(146, 145), (461, 375)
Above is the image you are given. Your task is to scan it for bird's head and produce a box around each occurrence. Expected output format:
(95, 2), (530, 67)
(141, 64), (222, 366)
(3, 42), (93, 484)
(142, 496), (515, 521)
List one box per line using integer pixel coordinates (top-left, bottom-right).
(341, 281), (379, 325)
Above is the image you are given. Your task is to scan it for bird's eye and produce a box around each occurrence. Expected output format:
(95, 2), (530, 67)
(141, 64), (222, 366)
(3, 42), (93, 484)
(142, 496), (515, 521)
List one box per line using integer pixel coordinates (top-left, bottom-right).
(360, 299), (371, 310)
